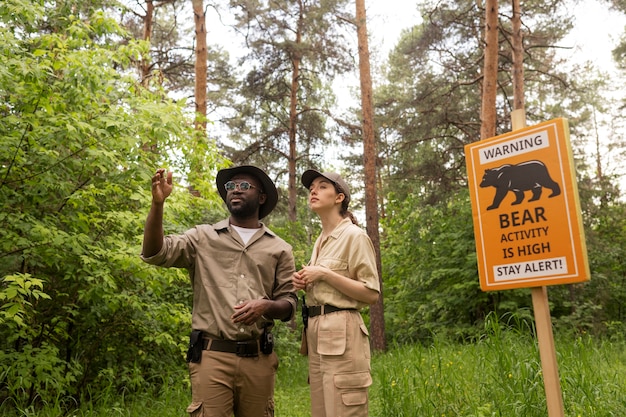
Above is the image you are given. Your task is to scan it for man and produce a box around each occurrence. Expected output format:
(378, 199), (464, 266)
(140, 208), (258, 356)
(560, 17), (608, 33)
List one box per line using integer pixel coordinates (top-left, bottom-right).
(141, 165), (297, 417)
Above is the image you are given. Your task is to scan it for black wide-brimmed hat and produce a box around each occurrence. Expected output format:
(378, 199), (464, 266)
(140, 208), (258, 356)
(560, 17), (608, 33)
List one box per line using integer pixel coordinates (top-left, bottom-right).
(301, 169), (351, 206)
(216, 165), (278, 219)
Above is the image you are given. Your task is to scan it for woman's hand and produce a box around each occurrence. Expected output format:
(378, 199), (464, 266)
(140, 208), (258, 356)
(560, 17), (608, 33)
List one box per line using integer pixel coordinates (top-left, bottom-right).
(293, 265), (380, 305)
(292, 265), (326, 290)
(292, 270), (307, 291)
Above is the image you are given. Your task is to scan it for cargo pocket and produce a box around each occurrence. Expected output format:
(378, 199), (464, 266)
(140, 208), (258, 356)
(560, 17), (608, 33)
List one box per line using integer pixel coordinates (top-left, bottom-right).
(186, 401), (203, 417)
(333, 371), (372, 415)
(317, 313), (347, 356)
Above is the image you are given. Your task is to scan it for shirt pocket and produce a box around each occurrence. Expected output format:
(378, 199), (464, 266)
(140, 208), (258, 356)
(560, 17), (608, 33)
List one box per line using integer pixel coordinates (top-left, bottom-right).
(317, 257), (348, 274)
(317, 312), (347, 355)
(196, 250), (237, 288)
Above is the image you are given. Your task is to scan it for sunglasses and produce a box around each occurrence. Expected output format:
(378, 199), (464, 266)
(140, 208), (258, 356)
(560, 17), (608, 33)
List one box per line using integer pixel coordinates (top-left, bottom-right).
(224, 181), (261, 192)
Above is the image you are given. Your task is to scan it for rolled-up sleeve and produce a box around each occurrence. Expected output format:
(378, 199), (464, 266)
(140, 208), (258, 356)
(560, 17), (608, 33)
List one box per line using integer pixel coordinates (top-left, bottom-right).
(140, 231), (197, 269)
(349, 233), (380, 293)
(272, 245), (297, 321)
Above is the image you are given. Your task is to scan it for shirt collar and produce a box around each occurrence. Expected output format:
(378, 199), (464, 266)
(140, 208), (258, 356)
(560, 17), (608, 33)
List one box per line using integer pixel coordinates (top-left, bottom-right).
(327, 217), (352, 240)
(213, 218), (276, 237)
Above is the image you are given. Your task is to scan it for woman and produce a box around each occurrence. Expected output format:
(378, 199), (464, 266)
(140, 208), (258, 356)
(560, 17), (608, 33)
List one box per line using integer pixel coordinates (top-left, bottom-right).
(293, 169), (380, 417)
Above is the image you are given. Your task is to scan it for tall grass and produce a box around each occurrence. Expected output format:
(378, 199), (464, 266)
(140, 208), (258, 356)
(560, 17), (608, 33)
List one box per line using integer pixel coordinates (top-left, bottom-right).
(3, 325), (625, 416)
(369, 317), (626, 417)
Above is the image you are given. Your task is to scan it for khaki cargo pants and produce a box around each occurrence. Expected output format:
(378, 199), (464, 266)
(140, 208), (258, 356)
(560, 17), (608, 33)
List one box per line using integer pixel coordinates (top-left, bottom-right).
(307, 309), (372, 417)
(186, 349), (278, 417)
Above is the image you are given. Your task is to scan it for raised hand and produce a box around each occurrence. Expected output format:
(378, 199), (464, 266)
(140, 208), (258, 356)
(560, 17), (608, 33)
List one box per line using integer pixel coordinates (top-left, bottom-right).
(151, 169), (173, 203)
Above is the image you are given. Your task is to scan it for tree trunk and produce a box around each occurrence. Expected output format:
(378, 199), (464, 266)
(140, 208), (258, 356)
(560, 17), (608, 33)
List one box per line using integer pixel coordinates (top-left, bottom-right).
(141, 0), (154, 87)
(288, 6), (303, 223)
(355, 0), (386, 352)
(193, 0), (208, 131)
(512, 0), (524, 111)
(480, 0), (499, 140)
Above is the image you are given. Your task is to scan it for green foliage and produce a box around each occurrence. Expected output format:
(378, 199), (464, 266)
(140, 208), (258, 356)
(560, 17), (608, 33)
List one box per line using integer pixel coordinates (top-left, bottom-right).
(2, 0), (626, 414)
(0, 274), (76, 410)
(549, 181), (626, 335)
(382, 189), (493, 342)
(0, 274), (51, 328)
(4, 330), (626, 416)
(267, 219), (314, 270)
(380, 185), (626, 344)
(0, 2), (223, 412)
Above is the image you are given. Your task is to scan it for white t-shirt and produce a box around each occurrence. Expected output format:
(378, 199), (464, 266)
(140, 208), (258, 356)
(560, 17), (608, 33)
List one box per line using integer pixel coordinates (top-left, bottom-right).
(231, 224), (261, 245)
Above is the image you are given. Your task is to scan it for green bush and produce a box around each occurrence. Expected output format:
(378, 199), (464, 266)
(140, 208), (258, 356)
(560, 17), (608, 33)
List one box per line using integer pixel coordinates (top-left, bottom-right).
(0, 3), (223, 411)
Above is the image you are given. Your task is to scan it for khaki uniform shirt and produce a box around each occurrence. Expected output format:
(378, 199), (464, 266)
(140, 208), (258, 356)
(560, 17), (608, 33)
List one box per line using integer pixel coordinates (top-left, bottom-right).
(141, 219), (297, 340)
(306, 217), (380, 310)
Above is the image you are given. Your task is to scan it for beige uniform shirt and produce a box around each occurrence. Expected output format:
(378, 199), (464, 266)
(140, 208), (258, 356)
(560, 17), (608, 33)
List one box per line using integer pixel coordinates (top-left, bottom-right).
(141, 219), (297, 340)
(306, 217), (380, 309)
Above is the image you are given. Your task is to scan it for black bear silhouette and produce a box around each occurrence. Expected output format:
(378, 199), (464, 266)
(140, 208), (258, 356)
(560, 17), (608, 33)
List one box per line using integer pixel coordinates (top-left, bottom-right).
(480, 160), (561, 210)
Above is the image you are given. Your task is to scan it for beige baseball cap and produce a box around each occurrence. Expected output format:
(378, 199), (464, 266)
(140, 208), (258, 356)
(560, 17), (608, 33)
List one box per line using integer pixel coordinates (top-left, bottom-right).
(301, 170), (350, 206)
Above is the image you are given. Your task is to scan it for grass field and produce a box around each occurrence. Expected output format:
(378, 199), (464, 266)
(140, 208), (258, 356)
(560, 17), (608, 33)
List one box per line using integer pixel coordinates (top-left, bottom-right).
(276, 331), (626, 417)
(4, 329), (626, 416)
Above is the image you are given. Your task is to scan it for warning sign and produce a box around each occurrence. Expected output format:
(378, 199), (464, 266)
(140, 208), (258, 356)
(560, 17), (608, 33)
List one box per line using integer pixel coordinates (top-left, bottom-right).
(465, 118), (590, 291)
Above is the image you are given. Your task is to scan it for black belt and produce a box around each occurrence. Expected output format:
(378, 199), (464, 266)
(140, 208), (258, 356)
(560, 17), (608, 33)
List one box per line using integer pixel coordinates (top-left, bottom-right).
(202, 338), (259, 357)
(307, 305), (356, 318)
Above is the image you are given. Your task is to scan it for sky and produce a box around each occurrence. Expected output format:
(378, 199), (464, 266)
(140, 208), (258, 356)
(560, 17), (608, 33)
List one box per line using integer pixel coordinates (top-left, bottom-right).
(563, 1), (625, 70)
(365, 0), (626, 69)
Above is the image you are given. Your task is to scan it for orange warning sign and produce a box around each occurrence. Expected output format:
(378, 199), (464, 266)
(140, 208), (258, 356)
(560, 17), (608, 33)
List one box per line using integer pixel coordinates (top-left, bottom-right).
(465, 118), (590, 291)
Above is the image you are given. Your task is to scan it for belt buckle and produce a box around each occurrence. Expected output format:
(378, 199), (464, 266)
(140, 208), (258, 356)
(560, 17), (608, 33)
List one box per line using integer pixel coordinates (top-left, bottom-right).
(236, 341), (257, 357)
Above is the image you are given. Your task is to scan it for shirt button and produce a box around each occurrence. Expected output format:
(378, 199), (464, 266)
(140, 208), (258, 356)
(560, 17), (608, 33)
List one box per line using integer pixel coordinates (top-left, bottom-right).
(240, 274), (245, 279)
(239, 328), (245, 333)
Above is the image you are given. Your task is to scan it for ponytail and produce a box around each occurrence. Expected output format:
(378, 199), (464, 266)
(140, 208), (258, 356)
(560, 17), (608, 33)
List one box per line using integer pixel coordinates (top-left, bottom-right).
(344, 210), (359, 226)
(335, 183), (358, 226)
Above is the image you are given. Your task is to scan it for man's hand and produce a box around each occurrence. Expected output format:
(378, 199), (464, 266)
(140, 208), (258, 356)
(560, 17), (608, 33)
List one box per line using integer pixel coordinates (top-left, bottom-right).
(142, 169), (172, 258)
(151, 169), (173, 204)
(231, 299), (269, 326)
